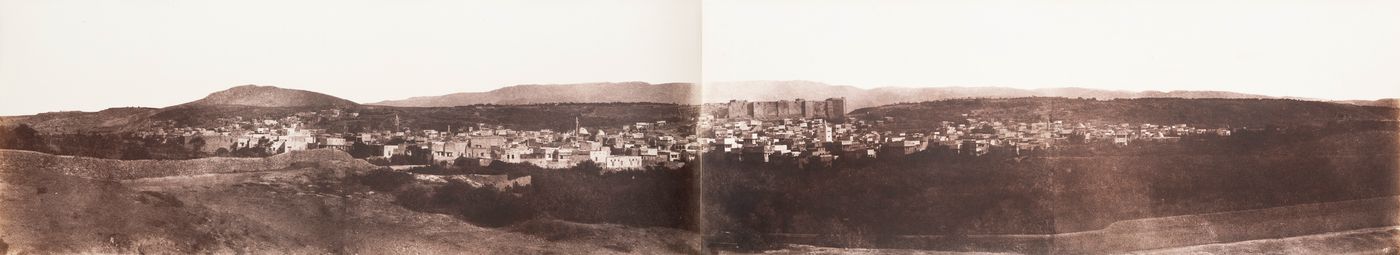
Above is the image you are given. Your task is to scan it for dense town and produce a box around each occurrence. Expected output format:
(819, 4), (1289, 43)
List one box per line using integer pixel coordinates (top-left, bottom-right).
(121, 99), (1235, 173)
(702, 114), (1233, 165)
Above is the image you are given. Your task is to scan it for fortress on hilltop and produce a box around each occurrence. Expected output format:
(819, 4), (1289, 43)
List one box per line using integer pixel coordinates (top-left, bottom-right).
(705, 98), (846, 122)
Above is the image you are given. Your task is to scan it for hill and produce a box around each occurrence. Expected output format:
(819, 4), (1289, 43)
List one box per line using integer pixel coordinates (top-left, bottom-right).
(851, 97), (1400, 128)
(184, 85), (359, 108)
(371, 82), (700, 107)
(703, 81), (1284, 112)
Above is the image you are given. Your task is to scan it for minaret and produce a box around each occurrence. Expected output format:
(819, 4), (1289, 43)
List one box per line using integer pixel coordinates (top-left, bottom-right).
(394, 113), (401, 132)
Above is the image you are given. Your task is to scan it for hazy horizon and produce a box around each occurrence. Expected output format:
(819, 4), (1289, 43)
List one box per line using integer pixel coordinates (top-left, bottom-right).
(704, 0), (1400, 102)
(7, 80), (1397, 116)
(4, 0), (1398, 115)
(0, 0), (701, 116)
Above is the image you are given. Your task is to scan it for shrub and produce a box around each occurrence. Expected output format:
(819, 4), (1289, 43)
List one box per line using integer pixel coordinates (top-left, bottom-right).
(357, 169), (414, 192)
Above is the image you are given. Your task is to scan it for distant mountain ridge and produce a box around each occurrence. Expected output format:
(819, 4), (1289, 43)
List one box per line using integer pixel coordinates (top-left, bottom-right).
(701, 81), (1295, 111)
(3, 82), (1395, 134)
(371, 82), (699, 107)
(373, 80), (1347, 111)
(184, 85), (358, 108)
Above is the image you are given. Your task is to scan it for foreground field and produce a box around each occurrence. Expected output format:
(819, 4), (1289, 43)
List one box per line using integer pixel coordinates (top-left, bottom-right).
(0, 149), (699, 254)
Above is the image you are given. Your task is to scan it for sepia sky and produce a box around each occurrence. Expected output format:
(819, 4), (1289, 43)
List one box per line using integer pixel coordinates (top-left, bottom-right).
(0, 0), (700, 115)
(3, 0), (1399, 115)
(705, 0), (1400, 100)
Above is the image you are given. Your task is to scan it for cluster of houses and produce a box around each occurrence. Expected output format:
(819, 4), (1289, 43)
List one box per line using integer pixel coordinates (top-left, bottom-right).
(159, 113), (700, 172)
(374, 120), (698, 171)
(700, 113), (1234, 164)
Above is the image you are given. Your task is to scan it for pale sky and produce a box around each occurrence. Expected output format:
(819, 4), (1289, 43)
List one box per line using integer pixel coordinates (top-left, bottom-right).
(0, 0), (700, 115)
(3, 1), (1399, 115)
(705, 0), (1400, 100)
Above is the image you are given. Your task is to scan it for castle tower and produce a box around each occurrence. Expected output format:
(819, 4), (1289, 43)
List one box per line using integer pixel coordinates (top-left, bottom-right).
(825, 97), (846, 123)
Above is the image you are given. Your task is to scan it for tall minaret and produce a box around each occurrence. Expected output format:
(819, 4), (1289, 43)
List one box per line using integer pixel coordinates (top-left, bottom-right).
(576, 116), (585, 147)
(394, 113), (401, 132)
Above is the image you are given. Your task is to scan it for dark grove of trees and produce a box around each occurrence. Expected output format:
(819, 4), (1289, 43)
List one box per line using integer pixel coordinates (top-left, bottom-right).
(0, 124), (45, 152)
(0, 124), (210, 160)
(701, 121), (1400, 251)
(355, 160), (698, 231)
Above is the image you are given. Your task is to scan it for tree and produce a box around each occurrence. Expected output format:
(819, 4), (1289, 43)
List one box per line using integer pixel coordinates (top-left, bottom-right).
(119, 144), (151, 160)
(348, 142), (379, 158)
(1, 124), (47, 152)
(574, 160), (604, 175)
(186, 136), (207, 158)
(187, 136), (206, 151)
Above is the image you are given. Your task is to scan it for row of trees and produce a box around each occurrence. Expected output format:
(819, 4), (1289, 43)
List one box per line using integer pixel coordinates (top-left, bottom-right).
(0, 124), (212, 160)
